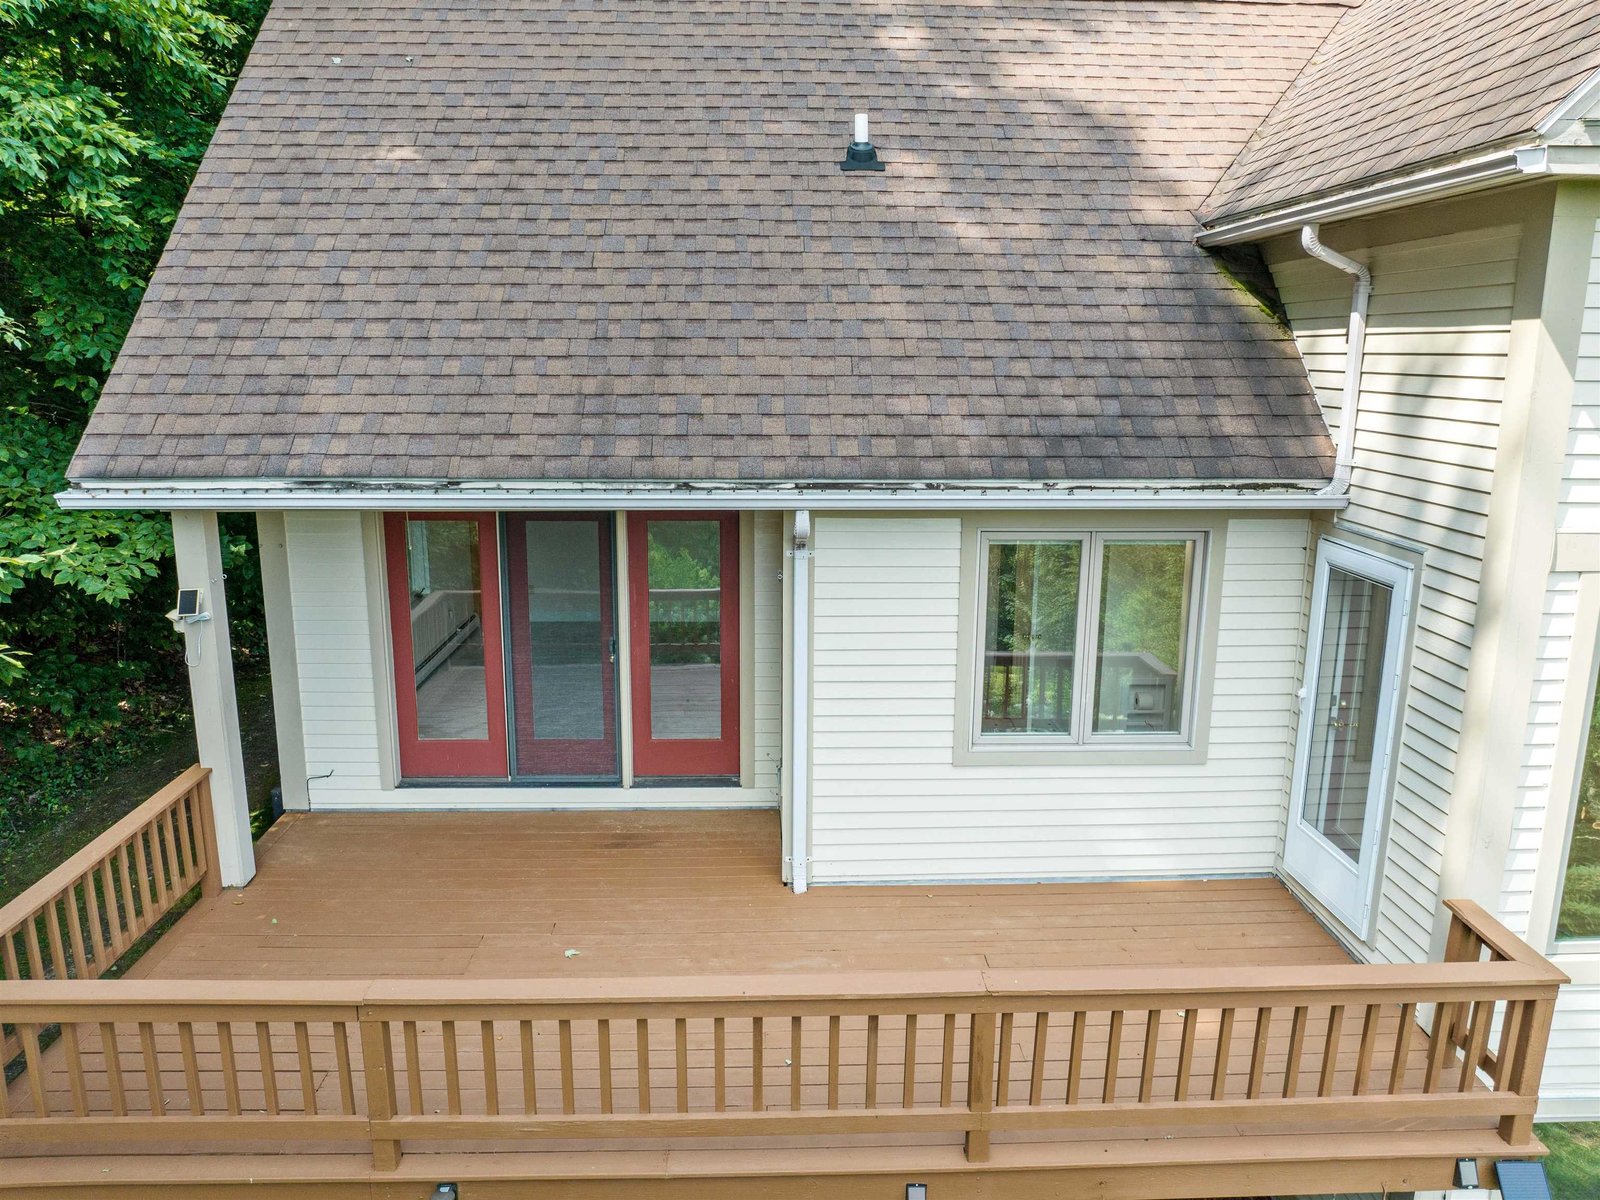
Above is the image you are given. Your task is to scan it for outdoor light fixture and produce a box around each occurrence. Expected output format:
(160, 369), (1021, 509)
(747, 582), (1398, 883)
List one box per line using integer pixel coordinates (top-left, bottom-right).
(906, 1186), (928, 1200)
(1454, 1157), (1480, 1189)
(840, 112), (885, 171)
(430, 1186), (458, 1200)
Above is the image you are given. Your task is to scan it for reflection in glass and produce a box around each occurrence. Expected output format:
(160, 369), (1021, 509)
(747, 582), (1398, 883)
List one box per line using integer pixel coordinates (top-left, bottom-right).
(1301, 568), (1391, 863)
(406, 519), (488, 740)
(1093, 541), (1192, 734)
(981, 540), (1081, 735)
(647, 521), (721, 740)
(525, 521), (608, 742)
(1557, 653), (1600, 938)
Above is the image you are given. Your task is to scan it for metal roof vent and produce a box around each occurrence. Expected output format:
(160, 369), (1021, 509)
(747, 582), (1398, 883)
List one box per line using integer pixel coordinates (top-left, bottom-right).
(840, 113), (885, 172)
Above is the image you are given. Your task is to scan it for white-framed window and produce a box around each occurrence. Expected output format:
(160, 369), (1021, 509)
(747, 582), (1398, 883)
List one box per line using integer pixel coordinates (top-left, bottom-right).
(972, 531), (1205, 748)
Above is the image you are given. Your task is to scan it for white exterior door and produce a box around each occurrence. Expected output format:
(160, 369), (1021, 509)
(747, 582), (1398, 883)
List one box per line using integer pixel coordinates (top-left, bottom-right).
(1285, 540), (1412, 938)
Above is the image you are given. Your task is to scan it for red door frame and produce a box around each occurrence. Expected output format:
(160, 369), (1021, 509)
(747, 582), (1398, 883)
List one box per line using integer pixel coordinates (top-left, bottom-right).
(383, 512), (508, 779)
(504, 512), (619, 779)
(627, 513), (740, 778)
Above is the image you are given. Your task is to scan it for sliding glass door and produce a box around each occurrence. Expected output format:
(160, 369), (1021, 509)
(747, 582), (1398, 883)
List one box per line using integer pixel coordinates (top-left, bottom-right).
(382, 511), (741, 785)
(504, 514), (620, 782)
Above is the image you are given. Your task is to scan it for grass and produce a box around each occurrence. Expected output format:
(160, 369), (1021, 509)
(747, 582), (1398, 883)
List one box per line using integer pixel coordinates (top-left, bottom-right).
(1538, 1123), (1600, 1199)
(0, 671), (281, 908)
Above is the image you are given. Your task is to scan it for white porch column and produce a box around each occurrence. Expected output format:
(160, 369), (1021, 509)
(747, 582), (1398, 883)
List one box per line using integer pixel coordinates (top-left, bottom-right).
(171, 510), (256, 887)
(787, 510), (812, 893)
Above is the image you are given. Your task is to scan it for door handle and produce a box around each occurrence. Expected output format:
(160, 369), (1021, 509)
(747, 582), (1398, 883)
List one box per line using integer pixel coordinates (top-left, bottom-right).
(609, 636), (617, 664)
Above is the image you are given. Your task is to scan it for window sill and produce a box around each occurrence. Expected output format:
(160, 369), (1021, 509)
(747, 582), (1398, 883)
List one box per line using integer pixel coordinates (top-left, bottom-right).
(953, 738), (1207, 769)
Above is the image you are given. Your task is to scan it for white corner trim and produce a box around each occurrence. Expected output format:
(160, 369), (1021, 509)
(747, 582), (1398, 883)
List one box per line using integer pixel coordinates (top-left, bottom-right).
(1536, 65), (1600, 136)
(56, 478), (1349, 513)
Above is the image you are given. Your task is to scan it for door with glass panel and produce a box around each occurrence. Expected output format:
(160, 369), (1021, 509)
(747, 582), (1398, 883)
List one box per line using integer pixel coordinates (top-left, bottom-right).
(627, 513), (740, 779)
(1284, 540), (1412, 936)
(504, 514), (620, 781)
(383, 512), (508, 778)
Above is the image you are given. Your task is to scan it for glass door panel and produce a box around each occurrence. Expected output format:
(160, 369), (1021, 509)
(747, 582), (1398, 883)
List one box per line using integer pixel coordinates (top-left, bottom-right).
(505, 514), (620, 781)
(628, 513), (740, 778)
(1300, 568), (1392, 864)
(1284, 541), (1411, 937)
(383, 512), (508, 779)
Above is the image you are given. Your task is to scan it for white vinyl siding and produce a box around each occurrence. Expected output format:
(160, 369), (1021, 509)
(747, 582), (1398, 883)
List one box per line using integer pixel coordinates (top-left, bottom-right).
(286, 511), (386, 801)
(1270, 223), (1521, 966)
(282, 511), (783, 808)
(806, 514), (1309, 883)
(1499, 574), (1580, 940)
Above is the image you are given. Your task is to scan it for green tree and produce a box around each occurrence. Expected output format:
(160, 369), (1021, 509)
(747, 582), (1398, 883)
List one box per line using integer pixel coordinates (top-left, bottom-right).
(0, 0), (269, 824)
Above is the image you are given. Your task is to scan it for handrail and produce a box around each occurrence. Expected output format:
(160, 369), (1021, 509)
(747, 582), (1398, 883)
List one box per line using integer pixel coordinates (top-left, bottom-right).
(0, 766), (216, 1061)
(0, 898), (1566, 1170)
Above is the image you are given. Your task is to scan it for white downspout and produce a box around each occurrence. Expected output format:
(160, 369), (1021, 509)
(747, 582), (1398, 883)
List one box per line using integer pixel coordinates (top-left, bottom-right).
(789, 510), (812, 893)
(1300, 223), (1371, 495)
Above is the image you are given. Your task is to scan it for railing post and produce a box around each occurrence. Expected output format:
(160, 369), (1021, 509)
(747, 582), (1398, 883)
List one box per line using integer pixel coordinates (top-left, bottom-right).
(1499, 994), (1557, 1146)
(194, 772), (222, 900)
(359, 1013), (402, 1170)
(965, 1010), (997, 1162)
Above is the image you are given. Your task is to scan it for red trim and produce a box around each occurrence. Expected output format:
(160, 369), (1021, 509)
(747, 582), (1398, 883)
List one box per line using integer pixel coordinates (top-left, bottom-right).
(383, 512), (508, 779)
(504, 513), (619, 779)
(627, 513), (740, 778)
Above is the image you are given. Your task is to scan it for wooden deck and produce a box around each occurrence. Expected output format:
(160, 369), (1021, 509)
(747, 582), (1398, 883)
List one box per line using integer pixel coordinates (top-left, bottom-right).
(0, 797), (1567, 1199)
(126, 809), (1352, 981)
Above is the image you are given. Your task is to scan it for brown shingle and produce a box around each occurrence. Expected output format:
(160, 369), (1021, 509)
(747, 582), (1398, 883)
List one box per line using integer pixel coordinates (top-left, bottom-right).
(72, 0), (1344, 485)
(1205, 0), (1600, 221)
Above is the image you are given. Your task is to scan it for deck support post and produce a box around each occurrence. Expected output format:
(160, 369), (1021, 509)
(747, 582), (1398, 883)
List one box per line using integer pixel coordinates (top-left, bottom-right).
(965, 1010), (997, 1162)
(170, 510), (255, 888)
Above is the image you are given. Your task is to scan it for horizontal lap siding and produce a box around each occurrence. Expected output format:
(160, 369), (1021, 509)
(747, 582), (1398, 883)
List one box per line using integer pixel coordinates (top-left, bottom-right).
(285, 511), (386, 800)
(1272, 224), (1520, 967)
(807, 515), (1308, 883)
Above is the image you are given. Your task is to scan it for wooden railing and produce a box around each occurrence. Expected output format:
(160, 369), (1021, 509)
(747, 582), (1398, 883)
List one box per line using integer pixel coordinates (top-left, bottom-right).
(0, 901), (1565, 1168)
(0, 767), (217, 1063)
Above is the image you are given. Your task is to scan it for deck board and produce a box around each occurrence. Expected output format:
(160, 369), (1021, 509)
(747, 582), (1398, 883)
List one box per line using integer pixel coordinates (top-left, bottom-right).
(124, 810), (1351, 982)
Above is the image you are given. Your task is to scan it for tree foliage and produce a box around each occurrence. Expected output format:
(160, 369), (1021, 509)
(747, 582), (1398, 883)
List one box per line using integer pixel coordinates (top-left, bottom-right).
(0, 0), (269, 824)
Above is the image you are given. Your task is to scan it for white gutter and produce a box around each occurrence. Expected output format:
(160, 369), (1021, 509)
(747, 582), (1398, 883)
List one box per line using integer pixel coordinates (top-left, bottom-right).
(1300, 224), (1370, 496)
(788, 510), (812, 894)
(1199, 147), (1529, 248)
(1199, 141), (1600, 248)
(58, 479), (1348, 512)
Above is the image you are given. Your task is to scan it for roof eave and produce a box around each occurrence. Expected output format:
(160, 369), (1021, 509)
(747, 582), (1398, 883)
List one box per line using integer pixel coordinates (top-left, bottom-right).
(1197, 143), (1600, 248)
(56, 477), (1348, 513)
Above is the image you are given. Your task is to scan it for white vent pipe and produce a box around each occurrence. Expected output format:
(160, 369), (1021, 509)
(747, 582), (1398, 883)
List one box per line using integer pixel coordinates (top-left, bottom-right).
(1300, 223), (1371, 496)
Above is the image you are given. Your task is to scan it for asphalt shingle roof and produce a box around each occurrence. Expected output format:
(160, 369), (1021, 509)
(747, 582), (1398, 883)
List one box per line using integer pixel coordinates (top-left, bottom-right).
(1205, 0), (1600, 221)
(71, 0), (1343, 485)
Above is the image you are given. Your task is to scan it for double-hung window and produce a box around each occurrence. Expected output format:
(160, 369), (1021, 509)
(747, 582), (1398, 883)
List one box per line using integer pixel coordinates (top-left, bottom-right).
(973, 531), (1204, 748)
